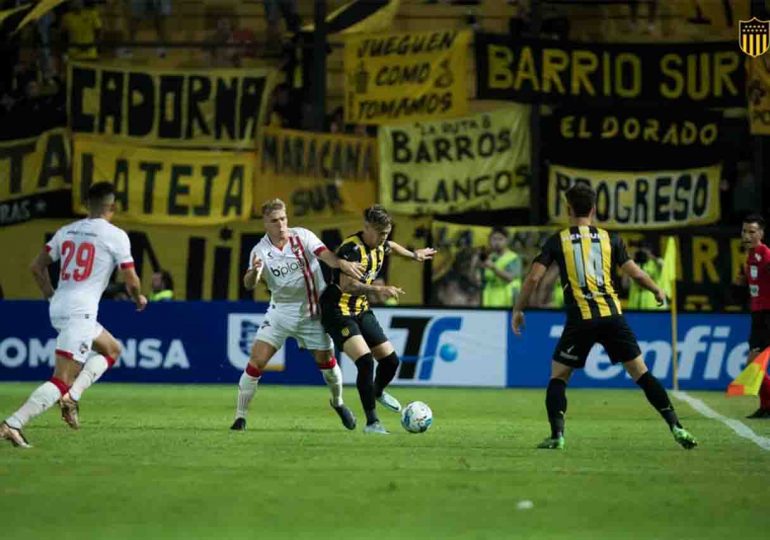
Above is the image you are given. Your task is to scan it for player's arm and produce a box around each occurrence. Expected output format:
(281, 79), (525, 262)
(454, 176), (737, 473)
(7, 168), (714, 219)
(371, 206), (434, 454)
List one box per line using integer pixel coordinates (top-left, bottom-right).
(243, 254), (263, 291)
(316, 248), (364, 280)
(511, 261), (547, 335)
(29, 250), (55, 300)
(620, 260), (665, 305)
(339, 272), (404, 301)
(387, 240), (436, 262)
(120, 266), (148, 311)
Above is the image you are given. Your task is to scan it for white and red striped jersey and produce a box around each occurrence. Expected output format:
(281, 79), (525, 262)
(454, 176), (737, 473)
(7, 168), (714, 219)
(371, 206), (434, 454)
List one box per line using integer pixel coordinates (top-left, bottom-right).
(248, 228), (328, 317)
(46, 218), (134, 316)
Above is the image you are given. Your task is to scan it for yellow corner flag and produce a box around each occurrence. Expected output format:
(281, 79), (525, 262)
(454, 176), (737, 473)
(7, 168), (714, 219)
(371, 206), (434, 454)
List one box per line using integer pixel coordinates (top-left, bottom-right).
(727, 347), (770, 396)
(662, 237), (679, 390)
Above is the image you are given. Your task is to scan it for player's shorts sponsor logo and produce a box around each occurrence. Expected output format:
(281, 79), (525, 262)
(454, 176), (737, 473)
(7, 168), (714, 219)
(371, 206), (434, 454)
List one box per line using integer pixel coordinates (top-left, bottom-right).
(227, 314), (285, 370)
(269, 259), (306, 278)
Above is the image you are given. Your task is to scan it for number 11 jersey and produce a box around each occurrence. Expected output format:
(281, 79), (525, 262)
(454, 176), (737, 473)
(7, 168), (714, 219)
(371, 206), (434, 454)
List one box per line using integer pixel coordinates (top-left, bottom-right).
(45, 218), (134, 317)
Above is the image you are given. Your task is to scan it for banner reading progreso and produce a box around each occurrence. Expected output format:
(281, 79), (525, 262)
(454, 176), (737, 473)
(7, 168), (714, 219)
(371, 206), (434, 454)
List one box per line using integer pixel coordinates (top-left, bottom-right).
(0, 128), (72, 226)
(67, 61), (276, 148)
(72, 137), (254, 226)
(344, 29), (471, 124)
(257, 127), (377, 218)
(548, 164), (721, 229)
(379, 107), (530, 214)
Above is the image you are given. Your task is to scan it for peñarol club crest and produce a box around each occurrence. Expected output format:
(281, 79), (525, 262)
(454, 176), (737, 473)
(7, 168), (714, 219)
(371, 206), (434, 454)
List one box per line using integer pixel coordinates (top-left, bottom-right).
(739, 18), (770, 57)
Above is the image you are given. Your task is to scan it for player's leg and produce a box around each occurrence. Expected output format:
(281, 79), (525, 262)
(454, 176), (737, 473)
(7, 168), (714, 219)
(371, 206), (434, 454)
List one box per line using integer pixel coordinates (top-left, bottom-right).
(341, 334), (386, 433)
(310, 348), (356, 430)
(1, 354), (82, 448)
(365, 312), (401, 413)
(232, 339), (278, 430)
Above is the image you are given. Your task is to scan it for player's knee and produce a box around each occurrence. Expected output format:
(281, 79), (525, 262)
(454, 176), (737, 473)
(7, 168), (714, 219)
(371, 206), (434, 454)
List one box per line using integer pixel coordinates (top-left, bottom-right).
(378, 351), (399, 368)
(355, 353), (374, 376)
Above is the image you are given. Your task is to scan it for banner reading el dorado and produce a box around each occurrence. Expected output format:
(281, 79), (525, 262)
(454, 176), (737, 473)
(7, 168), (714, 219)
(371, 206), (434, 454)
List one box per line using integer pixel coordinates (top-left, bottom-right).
(67, 61), (276, 148)
(73, 137), (254, 225)
(257, 127), (377, 218)
(0, 216), (429, 304)
(379, 106), (530, 214)
(344, 29), (471, 124)
(748, 56), (770, 135)
(0, 127), (73, 226)
(549, 164), (721, 229)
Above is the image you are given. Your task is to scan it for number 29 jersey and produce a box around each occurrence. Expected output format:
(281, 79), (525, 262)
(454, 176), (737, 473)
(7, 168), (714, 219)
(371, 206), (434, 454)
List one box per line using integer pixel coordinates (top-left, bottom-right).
(534, 225), (628, 321)
(45, 218), (134, 317)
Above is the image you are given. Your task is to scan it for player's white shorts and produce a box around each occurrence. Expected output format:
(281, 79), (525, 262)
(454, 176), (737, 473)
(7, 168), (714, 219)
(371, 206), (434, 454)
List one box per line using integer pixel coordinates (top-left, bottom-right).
(256, 304), (333, 351)
(50, 314), (103, 363)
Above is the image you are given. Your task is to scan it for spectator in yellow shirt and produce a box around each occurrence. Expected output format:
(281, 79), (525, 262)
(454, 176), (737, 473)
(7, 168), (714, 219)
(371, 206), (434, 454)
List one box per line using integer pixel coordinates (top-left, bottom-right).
(60, 0), (102, 60)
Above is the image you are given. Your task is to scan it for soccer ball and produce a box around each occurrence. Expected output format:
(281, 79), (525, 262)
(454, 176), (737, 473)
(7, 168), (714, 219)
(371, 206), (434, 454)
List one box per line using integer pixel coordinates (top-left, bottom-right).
(401, 401), (433, 433)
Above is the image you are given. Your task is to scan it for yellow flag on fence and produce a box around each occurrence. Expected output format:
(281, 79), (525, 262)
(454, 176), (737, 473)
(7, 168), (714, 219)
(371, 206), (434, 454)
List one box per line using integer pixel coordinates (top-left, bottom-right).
(15, 0), (66, 32)
(727, 348), (770, 397)
(661, 236), (677, 299)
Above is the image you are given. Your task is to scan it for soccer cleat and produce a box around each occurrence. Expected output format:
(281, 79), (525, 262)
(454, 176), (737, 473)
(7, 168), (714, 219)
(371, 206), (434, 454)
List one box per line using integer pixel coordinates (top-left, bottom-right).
(376, 391), (402, 413)
(746, 408), (770, 419)
(230, 417), (247, 431)
(0, 422), (32, 449)
(672, 426), (698, 449)
(59, 393), (80, 430)
(331, 401), (357, 431)
(363, 421), (389, 434)
(536, 436), (565, 450)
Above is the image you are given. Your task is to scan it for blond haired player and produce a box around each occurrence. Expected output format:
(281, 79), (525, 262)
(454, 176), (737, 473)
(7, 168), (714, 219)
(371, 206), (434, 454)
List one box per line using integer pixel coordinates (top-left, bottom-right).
(1, 182), (147, 448)
(231, 199), (364, 431)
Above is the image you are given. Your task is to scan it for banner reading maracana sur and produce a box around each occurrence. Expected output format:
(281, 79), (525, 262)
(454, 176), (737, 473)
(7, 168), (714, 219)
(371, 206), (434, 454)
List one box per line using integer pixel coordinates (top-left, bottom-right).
(73, 137), (254, 226)
(344, 29), (471, 124)
(257, 127), (377, 218)
(549, 164), (721, 229)
(379, 106), (530, 214)
(67, 61), (276, 148)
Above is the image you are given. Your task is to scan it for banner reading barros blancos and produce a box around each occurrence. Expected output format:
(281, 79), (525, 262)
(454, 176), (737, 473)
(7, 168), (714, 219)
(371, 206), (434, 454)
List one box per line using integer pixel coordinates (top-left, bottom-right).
(475, 34), (744, 107)
(257, 127), (377, 218)
(379, 106), (530, 215)
(67, 61), (276, 148)
(0, 127), (72, 226)
(549, 164), (721, 229)
(73, 137), (254, 225)
(748, 56), (770, 135)
(344, 29), (471, 124)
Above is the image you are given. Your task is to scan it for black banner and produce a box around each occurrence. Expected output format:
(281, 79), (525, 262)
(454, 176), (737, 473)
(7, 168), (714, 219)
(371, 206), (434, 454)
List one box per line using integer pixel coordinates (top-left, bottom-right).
(475, 34), (745, 107)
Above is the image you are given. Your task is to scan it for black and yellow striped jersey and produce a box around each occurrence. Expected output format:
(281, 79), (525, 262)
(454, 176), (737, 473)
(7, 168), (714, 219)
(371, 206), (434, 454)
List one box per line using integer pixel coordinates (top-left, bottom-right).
(330, 232), (388, 316)
(534, 225), (630, 321)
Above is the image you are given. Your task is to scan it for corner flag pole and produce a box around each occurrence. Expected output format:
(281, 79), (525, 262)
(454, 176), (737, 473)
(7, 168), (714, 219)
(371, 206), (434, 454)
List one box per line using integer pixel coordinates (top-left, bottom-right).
(670, 272), (679, 392)
(662, 236), (679, 392)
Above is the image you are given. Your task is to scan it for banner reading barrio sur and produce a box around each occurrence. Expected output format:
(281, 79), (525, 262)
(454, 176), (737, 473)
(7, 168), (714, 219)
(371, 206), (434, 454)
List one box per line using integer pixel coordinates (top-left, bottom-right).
(256, 127), (377, 218)
(379, 106), (530, 214)
(344, 29), (471, 124)
(73, 137), (254, 226)
(67, 61), (276, 148)
(549, 164), (721, 229)
(0, 127), (72, 226)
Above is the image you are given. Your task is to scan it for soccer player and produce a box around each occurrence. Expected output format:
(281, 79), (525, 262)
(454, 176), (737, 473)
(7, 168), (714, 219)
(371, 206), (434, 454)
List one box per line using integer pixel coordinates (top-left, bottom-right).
(737, 214), (770, 418)
(320, 205), (436, 434)
(511, 183), (697, 450)
(231, 199), (365, 431)
(1, 182), (147, 448)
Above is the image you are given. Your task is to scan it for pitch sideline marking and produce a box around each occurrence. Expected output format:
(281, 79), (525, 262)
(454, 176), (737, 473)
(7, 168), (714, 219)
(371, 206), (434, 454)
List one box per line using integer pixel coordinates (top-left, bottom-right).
(673, 391), (770, 451)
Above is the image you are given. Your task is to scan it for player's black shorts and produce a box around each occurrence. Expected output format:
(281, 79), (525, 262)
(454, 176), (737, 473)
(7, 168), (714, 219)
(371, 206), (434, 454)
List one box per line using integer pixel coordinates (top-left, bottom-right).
(321, 308), (388, 351)
(749, 310), (770, 351)
(553, 315), (642, 368)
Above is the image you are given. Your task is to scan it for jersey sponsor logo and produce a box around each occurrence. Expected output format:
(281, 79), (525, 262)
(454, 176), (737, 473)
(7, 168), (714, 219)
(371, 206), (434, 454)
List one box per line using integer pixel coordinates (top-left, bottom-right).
(750, 265), (758, 279)
(227, 314), (285, 371)
(268, 258), (306, 278)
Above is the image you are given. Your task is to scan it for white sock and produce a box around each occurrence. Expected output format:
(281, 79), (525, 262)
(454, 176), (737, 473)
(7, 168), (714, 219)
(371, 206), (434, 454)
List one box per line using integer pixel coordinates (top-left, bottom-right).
(5, 382), (63, 429)
(69, 354), (110, 402)
(236, 371), (260, 419)
(321, 363), (344, 407)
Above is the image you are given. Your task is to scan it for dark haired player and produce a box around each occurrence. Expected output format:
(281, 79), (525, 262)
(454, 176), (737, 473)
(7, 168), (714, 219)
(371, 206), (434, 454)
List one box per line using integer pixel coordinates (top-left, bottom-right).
(511, 183), (697, 450)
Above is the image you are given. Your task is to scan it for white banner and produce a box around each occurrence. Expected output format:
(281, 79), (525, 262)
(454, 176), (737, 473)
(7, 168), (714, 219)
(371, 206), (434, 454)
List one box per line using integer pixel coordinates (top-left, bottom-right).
(340, 308), (508, 387)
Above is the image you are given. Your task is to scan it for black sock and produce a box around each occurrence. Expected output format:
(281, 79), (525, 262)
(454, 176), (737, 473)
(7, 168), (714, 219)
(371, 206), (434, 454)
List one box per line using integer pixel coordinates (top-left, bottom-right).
(355, 353), (378, 424)
(374, 352), (400, 397)
(636, 371), (681, 429)
(546, 378), (567, 439)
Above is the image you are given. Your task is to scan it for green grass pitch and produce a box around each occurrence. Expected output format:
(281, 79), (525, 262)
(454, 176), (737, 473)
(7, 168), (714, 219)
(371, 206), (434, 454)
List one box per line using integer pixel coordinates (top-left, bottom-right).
(1, 383), (769, 540)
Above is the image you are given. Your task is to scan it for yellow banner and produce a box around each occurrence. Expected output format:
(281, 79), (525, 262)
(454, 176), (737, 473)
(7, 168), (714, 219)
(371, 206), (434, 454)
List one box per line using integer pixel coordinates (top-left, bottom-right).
(0, 216), (429, 303)
(379, 107), (530, 214)
(67, 61), (277, 149)
(344, 29), (471, 125)
(748, 57), (770, 135)
(0, 128), (70, 203)
(257, 127), (377, 218)
(549, 164), (721, 229)
(72, 137), (254, 226)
